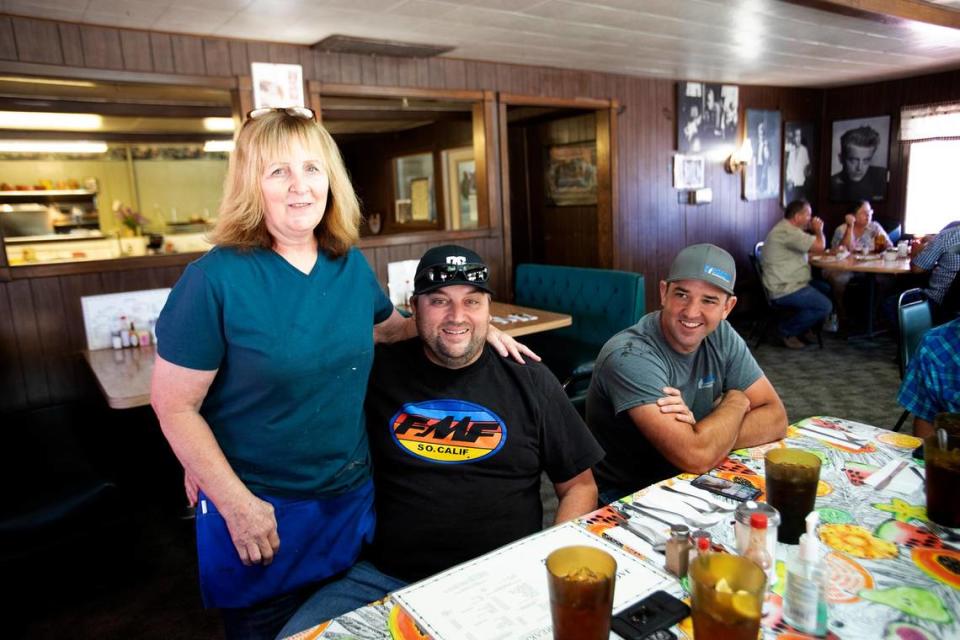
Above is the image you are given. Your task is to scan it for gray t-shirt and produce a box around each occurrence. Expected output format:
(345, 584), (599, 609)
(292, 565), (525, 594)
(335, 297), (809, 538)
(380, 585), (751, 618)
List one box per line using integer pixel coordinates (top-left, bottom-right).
(585, 311), (763, 496)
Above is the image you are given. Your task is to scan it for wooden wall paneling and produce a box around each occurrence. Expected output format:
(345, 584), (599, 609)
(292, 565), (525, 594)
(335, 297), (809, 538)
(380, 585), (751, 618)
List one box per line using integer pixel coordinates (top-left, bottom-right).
(203, 38), (233, 77)
(373, 56), (401, 87)
(0, 282), (28, 413)
(441, 58), (467, 91)
(171, 34), (206, 75)
(498, 101), (514, 299)
(58, 272), (105, 351)
(394, 58), (418, 88)
(267, 43), (300, 64)
(228, 40), (249, 76)
(58, 22), (84, 67)
(7, 278), (49, 407)
(245, 41), (271, 66)
(298, 47), (317, 83)
(597, 104), (616, 269)
(149, 32), (175, 73)
(0, 17), (16, 60)
(30, 276), (77, 402)
(120, 30), (153, 72)
(360, 55), (378, 85)
(312, 51), (339, 83)
(339, 52), (363, 84)
(79, 25), (124, 70)
(11, 16), (63, 64)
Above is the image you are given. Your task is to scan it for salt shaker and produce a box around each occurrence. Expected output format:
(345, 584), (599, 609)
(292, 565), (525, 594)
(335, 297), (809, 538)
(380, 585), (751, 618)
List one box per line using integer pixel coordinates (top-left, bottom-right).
(664, 523), (691, 577)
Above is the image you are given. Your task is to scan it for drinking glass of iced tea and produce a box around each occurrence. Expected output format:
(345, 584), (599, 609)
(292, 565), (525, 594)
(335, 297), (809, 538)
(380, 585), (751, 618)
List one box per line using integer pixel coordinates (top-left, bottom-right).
(689, 552), (766, 640)
(925, 430), (960, 528)
(546, 545), (616, 640)
(765, 448), (821, 544)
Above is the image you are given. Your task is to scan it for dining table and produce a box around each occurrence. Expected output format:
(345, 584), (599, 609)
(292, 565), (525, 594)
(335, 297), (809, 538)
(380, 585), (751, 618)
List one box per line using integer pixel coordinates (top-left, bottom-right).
(83, 303), (572, 410)
(811, 253), (913, 337)
(283, 416), (959, 640)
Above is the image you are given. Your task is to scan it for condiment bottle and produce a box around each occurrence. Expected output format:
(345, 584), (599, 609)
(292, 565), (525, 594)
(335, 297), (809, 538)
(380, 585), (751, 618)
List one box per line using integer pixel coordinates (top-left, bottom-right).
(664, 523), (691, 577)
(735, 501), (780, 586)
(688, 529), (711, 568)
(783, 512), (829, 636)
(119, 315), (131, 348)
(744, 512), (773, 586)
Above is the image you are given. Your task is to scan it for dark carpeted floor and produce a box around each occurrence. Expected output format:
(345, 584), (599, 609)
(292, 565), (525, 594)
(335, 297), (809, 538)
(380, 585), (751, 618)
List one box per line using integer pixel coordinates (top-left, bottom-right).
(15, 331), (907, 640)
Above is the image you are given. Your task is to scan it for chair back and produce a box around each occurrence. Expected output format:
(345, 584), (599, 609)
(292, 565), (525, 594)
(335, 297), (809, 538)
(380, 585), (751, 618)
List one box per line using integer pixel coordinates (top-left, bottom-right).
(888, 224), (902, 245)
(898, 288), (933, 378)
(750, 241), (773, 306)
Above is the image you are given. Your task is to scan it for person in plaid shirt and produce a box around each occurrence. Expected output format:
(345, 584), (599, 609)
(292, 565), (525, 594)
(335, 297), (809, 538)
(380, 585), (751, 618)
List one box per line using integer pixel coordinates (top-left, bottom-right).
(897, 318), (960, 438)
(912, 222), (960, 323)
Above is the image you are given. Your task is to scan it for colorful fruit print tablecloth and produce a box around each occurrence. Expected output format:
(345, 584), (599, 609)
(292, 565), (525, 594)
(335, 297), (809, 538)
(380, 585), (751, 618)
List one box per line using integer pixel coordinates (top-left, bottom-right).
(286, 417), (958, 640)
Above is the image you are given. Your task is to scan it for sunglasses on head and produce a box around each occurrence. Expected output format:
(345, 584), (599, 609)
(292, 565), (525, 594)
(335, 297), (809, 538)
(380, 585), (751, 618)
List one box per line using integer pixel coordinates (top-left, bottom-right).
(246, 106), (316, 121)
(416, 263), (489, 285)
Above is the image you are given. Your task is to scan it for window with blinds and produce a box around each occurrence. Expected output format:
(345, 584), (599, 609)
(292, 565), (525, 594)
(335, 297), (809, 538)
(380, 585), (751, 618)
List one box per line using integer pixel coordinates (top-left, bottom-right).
(901, 102), (960, 235)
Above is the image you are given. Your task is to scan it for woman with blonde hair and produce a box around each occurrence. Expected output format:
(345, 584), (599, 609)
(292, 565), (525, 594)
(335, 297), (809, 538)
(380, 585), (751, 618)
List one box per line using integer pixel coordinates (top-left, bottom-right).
(151, 108), (530, 639)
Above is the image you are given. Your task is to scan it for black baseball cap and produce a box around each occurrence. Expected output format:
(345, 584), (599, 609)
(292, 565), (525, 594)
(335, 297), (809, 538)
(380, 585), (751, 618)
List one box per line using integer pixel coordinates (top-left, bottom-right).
(413, 245), (494, 296)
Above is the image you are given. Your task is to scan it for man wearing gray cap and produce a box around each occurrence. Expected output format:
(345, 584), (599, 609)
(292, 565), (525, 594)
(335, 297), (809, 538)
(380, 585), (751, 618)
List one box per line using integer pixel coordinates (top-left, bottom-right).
(586, 243), (787, 501)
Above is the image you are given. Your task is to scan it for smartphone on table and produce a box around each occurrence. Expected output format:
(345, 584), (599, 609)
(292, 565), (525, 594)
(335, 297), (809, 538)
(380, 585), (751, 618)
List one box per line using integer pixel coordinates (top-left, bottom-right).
(690, 472), (761, 502)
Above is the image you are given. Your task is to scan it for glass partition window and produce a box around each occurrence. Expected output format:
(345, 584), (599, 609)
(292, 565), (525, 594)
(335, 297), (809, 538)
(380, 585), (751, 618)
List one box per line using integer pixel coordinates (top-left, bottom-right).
(393, 153), (436, 224)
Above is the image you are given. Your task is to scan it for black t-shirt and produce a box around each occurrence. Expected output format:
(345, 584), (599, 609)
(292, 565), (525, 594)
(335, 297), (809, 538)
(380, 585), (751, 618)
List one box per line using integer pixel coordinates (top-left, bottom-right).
(365, 339), (604, 582)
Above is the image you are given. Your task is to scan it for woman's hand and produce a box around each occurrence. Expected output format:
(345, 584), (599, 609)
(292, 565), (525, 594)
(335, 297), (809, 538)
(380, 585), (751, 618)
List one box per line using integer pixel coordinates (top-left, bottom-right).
(486, 324), (541, 363)
(220, 495), (281, 566)
(657, 386), (695, 424)
(844, 214), (856, 228)
(184, 471), (200, 507)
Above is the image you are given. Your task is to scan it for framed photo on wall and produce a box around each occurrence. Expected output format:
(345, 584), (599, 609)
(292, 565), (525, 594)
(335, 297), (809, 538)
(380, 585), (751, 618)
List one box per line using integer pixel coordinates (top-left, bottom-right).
(783, 121), (816, 207)
(673, 154), (705, 189)
(744, 109), (781, 201)
(829, 115), (891, 202)
(544, 141), (597, 206)
(677, 82), (739, 154)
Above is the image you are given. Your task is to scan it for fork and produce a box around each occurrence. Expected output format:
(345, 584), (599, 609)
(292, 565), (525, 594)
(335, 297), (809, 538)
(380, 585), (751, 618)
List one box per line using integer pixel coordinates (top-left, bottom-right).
(660, 485), (720, 512)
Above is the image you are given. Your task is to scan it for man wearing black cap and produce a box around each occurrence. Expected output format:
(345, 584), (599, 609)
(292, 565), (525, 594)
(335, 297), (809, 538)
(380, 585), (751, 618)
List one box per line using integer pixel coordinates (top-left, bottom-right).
(280, 245), (603, 632)
(586, 244), (787, 502)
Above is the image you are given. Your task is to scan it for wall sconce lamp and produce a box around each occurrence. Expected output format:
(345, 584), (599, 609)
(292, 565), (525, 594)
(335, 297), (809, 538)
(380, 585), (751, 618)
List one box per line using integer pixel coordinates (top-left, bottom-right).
(725, 138), (753, 173)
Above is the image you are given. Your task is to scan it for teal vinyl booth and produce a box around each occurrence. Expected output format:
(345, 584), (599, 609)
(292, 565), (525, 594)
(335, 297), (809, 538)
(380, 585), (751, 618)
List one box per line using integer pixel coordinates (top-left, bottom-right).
(513, 264), (645, 411)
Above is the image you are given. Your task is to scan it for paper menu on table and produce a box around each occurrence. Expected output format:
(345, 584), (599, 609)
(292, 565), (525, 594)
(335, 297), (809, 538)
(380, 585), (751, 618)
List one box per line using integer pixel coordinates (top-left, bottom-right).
(392, 521), (675, 640)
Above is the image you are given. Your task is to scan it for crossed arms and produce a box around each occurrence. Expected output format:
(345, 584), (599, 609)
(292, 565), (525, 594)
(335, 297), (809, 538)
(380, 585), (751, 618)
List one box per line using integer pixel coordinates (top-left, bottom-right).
(626, 376), (787, 474)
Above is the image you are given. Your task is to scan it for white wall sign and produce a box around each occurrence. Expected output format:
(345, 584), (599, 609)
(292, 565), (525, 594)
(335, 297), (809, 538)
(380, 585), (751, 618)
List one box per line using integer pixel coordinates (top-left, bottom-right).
(250, 62), (305, 109)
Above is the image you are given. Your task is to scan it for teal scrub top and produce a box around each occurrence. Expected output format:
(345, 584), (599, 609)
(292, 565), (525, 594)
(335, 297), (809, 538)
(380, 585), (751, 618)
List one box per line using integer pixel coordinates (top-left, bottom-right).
(157, 246), (394, 498)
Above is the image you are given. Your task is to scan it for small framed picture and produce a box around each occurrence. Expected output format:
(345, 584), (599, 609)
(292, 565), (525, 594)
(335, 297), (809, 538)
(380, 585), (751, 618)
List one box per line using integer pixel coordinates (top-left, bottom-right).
(251, 62), (305, 109)
(544, 141), (597, 206)
(783, 121), (816, 207)
(673, 154), (705, 189)
(829, 115), (891, 202)
(744, 109), (781, 201)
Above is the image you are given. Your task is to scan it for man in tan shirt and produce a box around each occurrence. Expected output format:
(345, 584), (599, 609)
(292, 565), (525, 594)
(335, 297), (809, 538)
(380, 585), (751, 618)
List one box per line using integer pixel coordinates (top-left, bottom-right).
(760, 199), (833, 349)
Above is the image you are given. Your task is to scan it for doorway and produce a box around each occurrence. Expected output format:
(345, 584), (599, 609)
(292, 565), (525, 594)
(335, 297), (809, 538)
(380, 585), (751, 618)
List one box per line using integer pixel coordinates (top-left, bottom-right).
(499, 96), (617, 279)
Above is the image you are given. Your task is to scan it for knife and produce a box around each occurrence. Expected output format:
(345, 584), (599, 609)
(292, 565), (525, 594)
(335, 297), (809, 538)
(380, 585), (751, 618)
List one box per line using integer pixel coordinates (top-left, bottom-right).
(874, 460), (908, 491)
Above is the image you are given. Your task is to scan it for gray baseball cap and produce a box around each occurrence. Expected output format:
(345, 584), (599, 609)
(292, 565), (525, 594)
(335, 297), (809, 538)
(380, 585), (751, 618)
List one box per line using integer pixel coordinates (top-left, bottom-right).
(665, 243), (736, 295)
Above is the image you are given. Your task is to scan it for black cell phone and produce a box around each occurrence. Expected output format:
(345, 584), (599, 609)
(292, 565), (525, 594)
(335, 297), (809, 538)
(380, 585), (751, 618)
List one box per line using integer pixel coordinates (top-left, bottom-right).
(690, 473), (762, 502)
(611, 590), (689, 640)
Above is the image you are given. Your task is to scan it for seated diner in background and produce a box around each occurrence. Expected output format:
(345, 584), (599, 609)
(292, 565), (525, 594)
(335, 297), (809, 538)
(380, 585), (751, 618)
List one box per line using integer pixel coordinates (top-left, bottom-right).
(911, 220), (960, 324)
(897, 317), (960, 438)
(825, 200), (893, 331)
(149, 108), (533, 640)
(760, 199), (833, 349)
(278, 245), (603, 637)
(586, 243), (787, 503)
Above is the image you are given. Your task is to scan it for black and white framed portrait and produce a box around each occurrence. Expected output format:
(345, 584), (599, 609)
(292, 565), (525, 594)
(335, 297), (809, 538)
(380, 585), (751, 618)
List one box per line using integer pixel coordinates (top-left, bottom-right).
(783, 121), (816, 207)
(829, 115), (890, 202)
(677, 82), (739, 154)
(744, 109), (780, 201)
